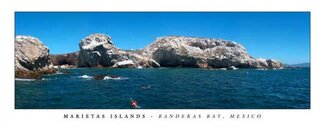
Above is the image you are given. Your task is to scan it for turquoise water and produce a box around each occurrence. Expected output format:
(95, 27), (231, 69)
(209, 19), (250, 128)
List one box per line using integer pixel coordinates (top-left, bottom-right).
(15, 68), (310, 109)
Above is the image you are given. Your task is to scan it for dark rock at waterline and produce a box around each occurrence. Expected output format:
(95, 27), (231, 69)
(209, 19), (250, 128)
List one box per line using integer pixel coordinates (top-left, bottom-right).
(15, 68), (57, 79)
(15, 35), (56, 79)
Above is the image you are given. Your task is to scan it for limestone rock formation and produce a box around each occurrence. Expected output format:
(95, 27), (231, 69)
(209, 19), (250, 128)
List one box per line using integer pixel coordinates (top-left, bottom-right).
(254, 58), (284, 69)
(144, 36), (283, 69)
(15, 35), (56, 79)
(78, 33), (160, 68)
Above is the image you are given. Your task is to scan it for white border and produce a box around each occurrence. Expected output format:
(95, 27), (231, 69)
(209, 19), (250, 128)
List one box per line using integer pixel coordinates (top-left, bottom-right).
(1, 0), (324, 130)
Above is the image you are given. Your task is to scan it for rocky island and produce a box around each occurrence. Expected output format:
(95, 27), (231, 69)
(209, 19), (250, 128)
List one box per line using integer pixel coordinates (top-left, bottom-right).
(16, 33), (284, 79)
(144, 36), (283, 69)
(15, 36), (56, 79)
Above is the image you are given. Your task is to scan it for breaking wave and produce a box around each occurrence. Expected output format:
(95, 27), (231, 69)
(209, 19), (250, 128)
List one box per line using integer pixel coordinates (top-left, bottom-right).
(77, 75), (128, 80)
(78, 75), (93, 79)
(15, 78), (36, 81)
(103, 76), (128, 80)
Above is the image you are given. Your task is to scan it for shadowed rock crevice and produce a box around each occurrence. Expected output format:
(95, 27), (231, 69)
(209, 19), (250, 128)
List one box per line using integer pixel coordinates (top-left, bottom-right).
(50, 52), (79, 66)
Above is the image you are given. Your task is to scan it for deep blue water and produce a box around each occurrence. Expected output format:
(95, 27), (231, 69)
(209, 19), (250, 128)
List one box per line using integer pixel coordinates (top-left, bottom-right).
(15, 68), (310, 109)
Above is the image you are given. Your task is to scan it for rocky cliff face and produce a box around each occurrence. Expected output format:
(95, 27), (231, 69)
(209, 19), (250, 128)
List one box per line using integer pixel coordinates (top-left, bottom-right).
(144, 36), (283, 69)
(78, 33), (160, 68)
(50, 52), (79, 66)
(15, 35), (56, 79)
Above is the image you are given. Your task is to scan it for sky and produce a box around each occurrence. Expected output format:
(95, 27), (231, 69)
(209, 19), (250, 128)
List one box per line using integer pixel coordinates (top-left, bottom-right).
(15, 12), (310, 64)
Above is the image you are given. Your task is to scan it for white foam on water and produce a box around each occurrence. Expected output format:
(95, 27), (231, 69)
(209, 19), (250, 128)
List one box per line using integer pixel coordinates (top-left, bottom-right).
(55, 72), (64, 74)
(257, 68), (267, 70)
(42, 78), (57, 80)
(103, 76), (128, 80)
(78, 75), (93, 79)
(219, 68), (227, 70)
(15, 78), (36, 81)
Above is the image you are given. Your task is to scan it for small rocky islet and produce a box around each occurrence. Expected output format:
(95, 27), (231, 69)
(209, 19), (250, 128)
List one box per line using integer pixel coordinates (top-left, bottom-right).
(15, 33), (284, 79)
(15, 36), (56, 79)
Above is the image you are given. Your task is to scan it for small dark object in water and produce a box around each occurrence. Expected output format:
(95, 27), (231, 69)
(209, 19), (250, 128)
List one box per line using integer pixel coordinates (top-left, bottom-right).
(93, 75), (106, 80)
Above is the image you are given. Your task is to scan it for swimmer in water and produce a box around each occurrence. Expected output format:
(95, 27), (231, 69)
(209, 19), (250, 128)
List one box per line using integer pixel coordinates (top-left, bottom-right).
(130, 98), (140, 108)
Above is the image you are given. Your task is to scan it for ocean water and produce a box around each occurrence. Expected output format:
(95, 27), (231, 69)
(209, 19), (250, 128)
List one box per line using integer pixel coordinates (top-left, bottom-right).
(15, 68), (310, 109)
